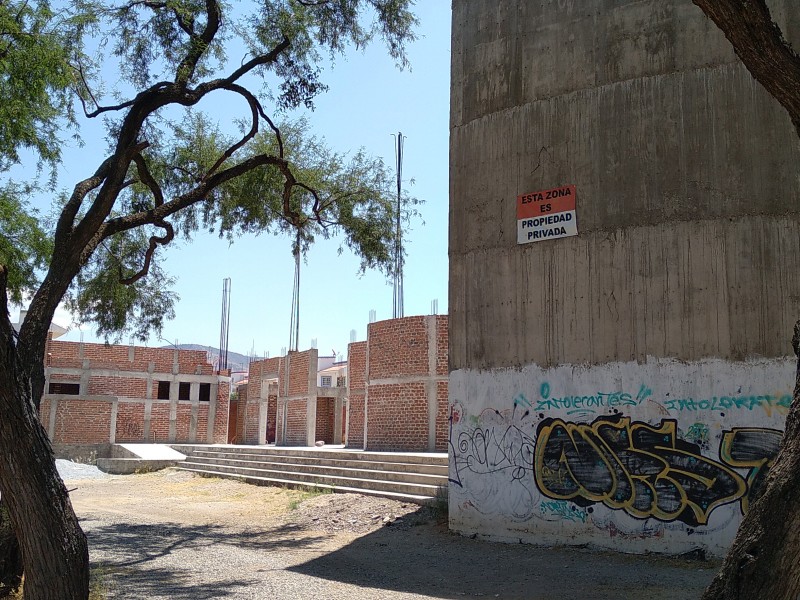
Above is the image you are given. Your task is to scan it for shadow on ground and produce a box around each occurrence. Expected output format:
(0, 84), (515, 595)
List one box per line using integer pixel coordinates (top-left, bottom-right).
(288, 508), (719, 600)
(84, 519), (326, 599)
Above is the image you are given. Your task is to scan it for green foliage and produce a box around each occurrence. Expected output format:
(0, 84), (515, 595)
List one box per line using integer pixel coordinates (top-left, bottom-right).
(67, 228), (178, 342)
(0, 1), (87, 171)
(0, 0), (419, 343)
(0, 188), (52, 304)
(151, 117), (417, 273)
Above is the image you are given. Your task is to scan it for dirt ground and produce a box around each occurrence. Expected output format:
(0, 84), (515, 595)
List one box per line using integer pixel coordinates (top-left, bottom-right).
(67, 469), (718, 599)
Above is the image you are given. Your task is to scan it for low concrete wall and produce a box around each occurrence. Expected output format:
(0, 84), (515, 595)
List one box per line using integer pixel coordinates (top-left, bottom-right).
(52, 443), (114, 464)
(448, 356), (792, 558)
(96, 458), (182, 474)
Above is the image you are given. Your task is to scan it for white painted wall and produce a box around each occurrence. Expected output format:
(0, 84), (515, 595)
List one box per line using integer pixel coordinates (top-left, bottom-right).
(448, 356), (792, 557)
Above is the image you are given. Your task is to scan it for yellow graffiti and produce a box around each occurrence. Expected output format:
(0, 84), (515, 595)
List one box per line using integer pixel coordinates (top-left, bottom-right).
(719, 428), (783, 513)
(534, 417), (747, 526)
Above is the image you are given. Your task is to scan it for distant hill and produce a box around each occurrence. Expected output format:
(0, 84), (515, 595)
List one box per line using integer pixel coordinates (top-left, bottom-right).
(162, 344), (254, 372)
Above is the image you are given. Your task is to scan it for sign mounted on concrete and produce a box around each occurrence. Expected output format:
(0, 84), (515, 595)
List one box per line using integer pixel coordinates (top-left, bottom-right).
(517, 184), (577, 244)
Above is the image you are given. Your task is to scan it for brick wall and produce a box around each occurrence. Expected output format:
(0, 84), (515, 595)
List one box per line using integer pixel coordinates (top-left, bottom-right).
(368, 318), (429, 379)
(315, 397), (335, 443)
(175, 404), (191, 442)
(366, 383), (428, 451)
(115, 402), (145, 442)
(244, 399), (260, 444)
(47, 340), (211, 374)
(436, 315), (448, 375)
(346, 341), (367, 449)
(436, 380), (448, 451)
(363, 316), (449, 452)
(53, 400), (112, 444)
(149, 403), (171, 443)
(88, 376), (147, 397)
(286, 351), (312, 396)
(197, 404), (209, 441)
(43, 340), (230, 446)
(347, 393), (365, 448)
(212, 381), (230, 443)
(285, 399), (308, 446)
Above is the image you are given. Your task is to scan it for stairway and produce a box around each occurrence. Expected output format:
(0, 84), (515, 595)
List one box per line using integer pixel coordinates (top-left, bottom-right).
(171, 445), (449, 505)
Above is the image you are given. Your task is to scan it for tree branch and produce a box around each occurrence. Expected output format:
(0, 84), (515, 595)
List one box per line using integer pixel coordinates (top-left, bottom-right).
(175, 0), (220, 86)
(193, 36), (290, 96)
(203, 83), (261, 178)
(693, 0), (800, 135)
(118, 220), (174, 285)
(100, 152), (296, 239)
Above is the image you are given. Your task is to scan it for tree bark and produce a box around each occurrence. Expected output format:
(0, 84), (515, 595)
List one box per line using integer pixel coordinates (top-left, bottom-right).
(0, 496), (22, 597)
(692, 0), (800, 134)
(686, 3), (800, 598)
(701, 320), (800, 600)
(0, 268), (89, 600)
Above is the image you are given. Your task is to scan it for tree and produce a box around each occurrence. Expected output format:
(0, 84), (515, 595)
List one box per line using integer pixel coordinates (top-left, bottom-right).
(0, 1), (417, 598)
(690, 2), (800, 599)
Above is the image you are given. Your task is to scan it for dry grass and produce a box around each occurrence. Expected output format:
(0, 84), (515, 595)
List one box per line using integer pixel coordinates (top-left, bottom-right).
(1, 568), (106, 600)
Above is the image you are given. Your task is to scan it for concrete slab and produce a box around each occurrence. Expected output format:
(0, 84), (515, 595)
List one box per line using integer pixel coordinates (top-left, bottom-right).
(118, 444), (186, 460)
(96, 444), (187, 475)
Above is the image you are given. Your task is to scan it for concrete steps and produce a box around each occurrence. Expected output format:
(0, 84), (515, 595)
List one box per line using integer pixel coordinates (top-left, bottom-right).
(172, 445), (448, 505)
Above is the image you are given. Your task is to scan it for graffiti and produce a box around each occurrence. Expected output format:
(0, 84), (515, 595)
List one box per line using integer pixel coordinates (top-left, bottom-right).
(684, 423), (710, 451)
(450, 386), (785, 529)
(663, 394), (791, 416)
(449, 399), (542, 520)
(534, 383), (653, 418)
(534, 416), (747, 526)
(457, 408), (535, 482)
(539, 500), (587, 523)
(119, 418), (143, 441)
(720, 428), (783, 513)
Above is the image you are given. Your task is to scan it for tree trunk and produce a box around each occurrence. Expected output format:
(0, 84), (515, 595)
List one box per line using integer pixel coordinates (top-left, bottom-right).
(0, 277), (89, 599)
(0, 496), (22, 597)
(702, 320), (800, 600)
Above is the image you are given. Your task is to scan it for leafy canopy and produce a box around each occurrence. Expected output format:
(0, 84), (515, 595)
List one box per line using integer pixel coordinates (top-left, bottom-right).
(0, 0), (420, 343)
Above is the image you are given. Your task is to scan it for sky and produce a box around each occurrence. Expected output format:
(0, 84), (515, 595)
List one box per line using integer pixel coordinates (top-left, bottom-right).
(12, 2), (452, 361)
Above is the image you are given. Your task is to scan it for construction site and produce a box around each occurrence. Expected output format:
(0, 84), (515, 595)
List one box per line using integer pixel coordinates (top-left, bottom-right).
(31, 0), (800, 563)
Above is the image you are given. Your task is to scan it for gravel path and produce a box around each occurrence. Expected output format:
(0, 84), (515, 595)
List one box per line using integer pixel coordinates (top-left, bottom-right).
(65, 469), (718, 599)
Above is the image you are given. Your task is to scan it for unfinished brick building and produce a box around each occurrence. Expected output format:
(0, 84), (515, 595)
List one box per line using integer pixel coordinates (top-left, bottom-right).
(348, 315), (449, 452)
(41, 340), (231, 452)
(237, 315), (448, 452)
(237, 351), (347, 446)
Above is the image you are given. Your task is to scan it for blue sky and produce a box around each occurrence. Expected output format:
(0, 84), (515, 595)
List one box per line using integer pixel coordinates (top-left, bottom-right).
(15, 2), (451, 360)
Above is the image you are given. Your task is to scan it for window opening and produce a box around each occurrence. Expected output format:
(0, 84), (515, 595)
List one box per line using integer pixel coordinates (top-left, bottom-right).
(157, 381), (171, 400)
(48, 382), (80, 395)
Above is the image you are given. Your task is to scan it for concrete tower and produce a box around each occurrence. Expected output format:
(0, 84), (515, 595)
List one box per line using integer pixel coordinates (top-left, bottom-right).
(448, 0), (800, 556)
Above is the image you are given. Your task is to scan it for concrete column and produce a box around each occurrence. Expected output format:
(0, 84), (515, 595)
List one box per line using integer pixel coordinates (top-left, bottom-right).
(79, 360), (90, 396)
(333, 396), (344, 444)
(47, 398), (58, 440)
(144, 362), (154, 441)
(426, 315), (437, 452)
(258, 374), (268, 444)
(189, 382), (199, 442)
(363, 341), (370, 449)
(168, 377), (178, 442)
(207, 383), (219, 443)
(306, 349), (318, 446)
(343, 397), (350, 447)
(109, 398), (118, 444)
(258, 400), (268, 445)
